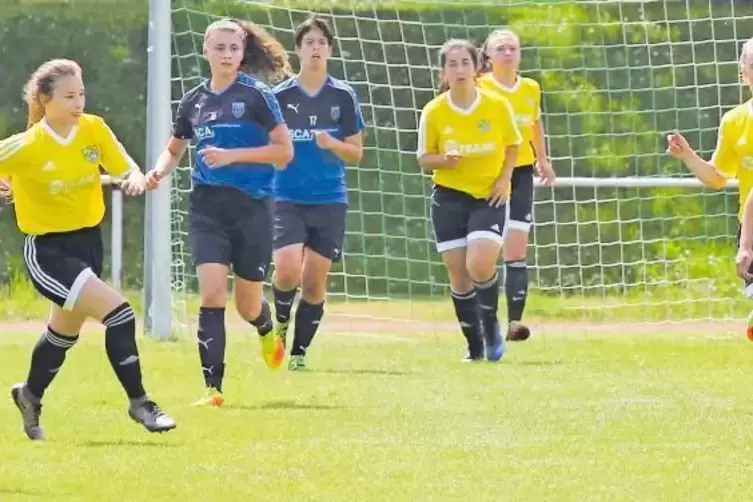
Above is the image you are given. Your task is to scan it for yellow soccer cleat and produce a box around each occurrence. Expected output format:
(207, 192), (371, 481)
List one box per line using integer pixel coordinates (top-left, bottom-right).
(191, 388), (224, 407)
(259, 332), (285, 369)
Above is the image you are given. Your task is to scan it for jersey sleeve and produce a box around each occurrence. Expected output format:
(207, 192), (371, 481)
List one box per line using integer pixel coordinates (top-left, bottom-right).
(0, 133), (26, 177)
(251, 83), (285, 132)
(533, 82), (542, 121)
(416, 104), (439, 157)
(96, 117), (140, 176)
(173, 94), (194, 140)
(711, 113), (739, 177)
(339, 86), (366, 138)
(499, 97), (523, 147)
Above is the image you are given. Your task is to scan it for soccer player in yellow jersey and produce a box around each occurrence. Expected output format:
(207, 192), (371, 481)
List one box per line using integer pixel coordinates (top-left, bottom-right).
(477, 29), (555, 343)
(668, 38), (753, 339)
(0, 59), (175, 440)
(417, 39), (522, 362)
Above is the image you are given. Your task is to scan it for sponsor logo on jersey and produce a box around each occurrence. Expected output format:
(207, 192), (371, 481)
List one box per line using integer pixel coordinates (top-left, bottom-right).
(444, 139), (496, 155)
(81, 146), (99, 163)
(194, 125), (215, 141)
(289, 128), (338, 142)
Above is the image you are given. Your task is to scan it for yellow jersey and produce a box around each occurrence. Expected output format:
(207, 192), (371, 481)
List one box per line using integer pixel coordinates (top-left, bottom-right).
(0, 114), (136, 235)
(477, 73), (541, 167)
(711, 100), (753, 220)
(417, 89), (522, 199)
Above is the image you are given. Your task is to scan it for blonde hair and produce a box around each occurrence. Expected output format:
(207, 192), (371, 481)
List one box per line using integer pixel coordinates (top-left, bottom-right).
(204, 18), (292, 84)
(23, 59), (82, 129)
(480, 29), (521, 73)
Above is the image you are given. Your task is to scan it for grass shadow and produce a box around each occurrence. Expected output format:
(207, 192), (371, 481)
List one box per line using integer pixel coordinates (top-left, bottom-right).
(227, 400), (341, 411)
(311, 368), (417, 376)
(79, 439), (179, 448)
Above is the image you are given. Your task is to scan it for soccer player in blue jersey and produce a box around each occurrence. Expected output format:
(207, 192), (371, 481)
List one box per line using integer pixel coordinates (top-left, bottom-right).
(146, 19), (294, 406)
(271, 16), (365, 370)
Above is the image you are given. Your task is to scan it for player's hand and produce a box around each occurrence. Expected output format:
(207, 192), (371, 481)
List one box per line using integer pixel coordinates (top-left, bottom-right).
(0, 178), (12, 202)
(312, 130), (335, 150)
(145, 169), (163, 190)
(737, 248), (753, 280)
(443, 150), (462, 168)
(488, 175), (511, 208)
(535, 159), (556, 186)
(199, 146), (234, 168)
(666, 130), (693, 161)
(120, 171), (147, 197)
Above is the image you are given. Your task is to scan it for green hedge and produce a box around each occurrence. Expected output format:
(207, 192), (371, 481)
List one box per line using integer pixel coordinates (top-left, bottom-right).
(0, 0), (748, 296)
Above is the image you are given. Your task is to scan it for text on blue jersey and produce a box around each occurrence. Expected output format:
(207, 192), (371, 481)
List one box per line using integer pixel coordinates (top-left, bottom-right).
(272, 75), (365, 205)
(173, 73), (284, 198)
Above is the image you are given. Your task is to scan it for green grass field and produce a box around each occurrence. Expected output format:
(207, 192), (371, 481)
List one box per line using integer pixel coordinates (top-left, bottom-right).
(2, 319), (753, 501)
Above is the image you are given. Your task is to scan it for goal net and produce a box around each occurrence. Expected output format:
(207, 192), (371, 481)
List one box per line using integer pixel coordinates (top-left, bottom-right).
(165, 0), (750, 337)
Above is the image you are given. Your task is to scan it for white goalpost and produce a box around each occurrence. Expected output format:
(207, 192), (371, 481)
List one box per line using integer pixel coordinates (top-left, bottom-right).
(143, 0), (750, 339)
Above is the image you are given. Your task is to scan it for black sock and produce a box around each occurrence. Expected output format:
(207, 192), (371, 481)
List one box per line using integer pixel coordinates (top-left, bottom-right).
(450, 290), (483, 357)
(505, 260), (528, 323)
(25, 327), (78, 399)
(103, 303), (146, 400)
(197, 306), (226, 391)
(475, 272), (500, 340)
(273, 285), (298, 323)
(291, 299), (324, 356)
(249, 298), (273, 336)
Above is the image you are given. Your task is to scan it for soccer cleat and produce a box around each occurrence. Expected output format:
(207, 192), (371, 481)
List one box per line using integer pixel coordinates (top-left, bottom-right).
(461, 352), (484, 363)
(275, 319), (290, 349)
(506, 321), (531, 342)
(259, 331), (285, 369)
(129, 400), (176, 433)
(484, 319), (505, 362)
(10, 383), (44, 440)
(288, 354), (307, 371)
(191, 388), (224, 407)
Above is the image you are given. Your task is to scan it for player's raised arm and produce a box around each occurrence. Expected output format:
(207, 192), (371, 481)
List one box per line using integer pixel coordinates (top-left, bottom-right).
(95, 118), (148, 196)
(666, 128), (729, 189)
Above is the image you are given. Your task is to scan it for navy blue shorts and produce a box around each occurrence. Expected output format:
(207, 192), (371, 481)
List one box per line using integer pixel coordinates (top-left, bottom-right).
(273, 202), (347, 262)
(189, 185), (272, 282)
(430, 185), (509, 253)
(22, 225), (103, 310)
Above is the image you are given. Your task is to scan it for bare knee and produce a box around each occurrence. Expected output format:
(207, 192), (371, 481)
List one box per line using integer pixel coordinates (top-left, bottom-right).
(466, 241), (502, 283)
(503, 229), (529, 262)
(197, 264), (229, 308)
(300, 273), (326, 304)
(273, 246), (303, 290)
(234, 278), (263, 321)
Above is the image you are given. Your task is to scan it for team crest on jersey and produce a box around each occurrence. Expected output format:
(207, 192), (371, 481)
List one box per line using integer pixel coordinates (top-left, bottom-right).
(81, 145), (99, 163)
(231, 101), (245, 118)
(525, 97), (535, 106)
(477, 120), (490, 133)
(330, 106), (340, 121)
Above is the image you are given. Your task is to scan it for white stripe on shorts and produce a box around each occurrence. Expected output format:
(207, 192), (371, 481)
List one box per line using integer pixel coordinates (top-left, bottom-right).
(23, 236), (69, 300)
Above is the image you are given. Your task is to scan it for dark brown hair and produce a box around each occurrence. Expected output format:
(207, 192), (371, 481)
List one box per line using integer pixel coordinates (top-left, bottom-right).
(437, 39), (480, 93)
(294, 15), (334, 48)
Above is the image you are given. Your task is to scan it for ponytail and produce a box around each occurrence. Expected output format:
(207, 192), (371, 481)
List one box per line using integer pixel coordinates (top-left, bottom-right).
(233, 19), (293, 84)
(23, 59), (81, 129)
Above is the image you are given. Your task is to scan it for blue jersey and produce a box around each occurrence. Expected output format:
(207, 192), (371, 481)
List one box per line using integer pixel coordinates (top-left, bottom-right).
(273, 76), (365, 204)
(173, 73), (284, 198)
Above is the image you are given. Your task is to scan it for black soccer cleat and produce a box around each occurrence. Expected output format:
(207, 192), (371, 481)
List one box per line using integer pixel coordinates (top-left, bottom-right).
(128, 400), (176, 433)
(506, 321), (531, 342)
(11, 383), (45, 440)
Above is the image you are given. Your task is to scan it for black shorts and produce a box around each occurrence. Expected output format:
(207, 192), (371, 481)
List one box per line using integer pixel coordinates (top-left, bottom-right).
(430, 184), (509, 253)
(22, 225), (103, 310)
(189, 185), (272, 282)
(736, 224), (753, 296)
(508, 164), (535, 232)
(273, 202), (347, 262)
